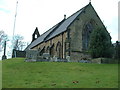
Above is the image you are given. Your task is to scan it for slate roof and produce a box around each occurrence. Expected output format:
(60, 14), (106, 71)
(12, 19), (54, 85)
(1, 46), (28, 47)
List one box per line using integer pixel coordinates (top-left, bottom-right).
(25, 3), (90, 51)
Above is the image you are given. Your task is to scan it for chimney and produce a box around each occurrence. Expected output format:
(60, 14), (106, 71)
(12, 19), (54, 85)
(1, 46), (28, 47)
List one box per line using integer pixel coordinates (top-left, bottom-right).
(64, 14), (66, 19)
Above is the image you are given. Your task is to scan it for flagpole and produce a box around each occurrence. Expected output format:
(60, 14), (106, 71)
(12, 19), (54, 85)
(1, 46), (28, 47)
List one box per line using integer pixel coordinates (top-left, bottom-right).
(12, 0), (18, 58)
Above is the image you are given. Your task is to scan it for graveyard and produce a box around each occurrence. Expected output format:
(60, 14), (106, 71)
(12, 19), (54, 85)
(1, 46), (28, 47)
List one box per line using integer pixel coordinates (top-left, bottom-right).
(2, 58), (118, 88)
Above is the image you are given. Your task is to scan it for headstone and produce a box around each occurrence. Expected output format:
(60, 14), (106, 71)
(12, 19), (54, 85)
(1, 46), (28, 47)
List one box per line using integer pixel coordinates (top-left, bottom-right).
(53, 56), (57, 62)
(2, 41), (7, 60)
(66, 56), (70, 62)
(42, 53), (50, 59)
(26, 50), (39, 61)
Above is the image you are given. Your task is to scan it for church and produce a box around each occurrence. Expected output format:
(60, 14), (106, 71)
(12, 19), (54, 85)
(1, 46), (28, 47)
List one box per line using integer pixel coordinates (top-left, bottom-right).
(25, 2), (109, 61)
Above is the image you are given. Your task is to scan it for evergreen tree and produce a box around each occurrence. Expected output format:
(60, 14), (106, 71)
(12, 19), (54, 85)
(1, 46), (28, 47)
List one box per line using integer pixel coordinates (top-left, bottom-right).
(89, 28), (113, 58)
(114, 41), (120, 59)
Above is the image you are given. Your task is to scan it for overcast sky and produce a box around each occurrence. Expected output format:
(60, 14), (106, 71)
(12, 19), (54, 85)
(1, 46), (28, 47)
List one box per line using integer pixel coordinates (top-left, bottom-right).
(0, 0), (119, 59)
(0, 0), (119, 43)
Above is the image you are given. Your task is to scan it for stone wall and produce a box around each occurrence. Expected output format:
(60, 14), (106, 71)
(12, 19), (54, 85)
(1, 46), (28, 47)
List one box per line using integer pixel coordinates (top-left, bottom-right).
(26, 50), (39, 60)
(70, 51), (91, 61)
(12, 49), (26, 58)
(67, 4), (106, 61)
(32, 32), (67, 59)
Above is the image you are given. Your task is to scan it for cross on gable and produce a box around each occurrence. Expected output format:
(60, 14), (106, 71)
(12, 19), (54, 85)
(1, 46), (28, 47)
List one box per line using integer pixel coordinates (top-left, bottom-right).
(89, 0), (91, 3)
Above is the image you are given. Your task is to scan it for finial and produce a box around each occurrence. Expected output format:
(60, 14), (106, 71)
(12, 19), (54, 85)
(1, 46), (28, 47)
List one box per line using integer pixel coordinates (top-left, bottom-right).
(35, 27), (38, 30)
(89, 0), (91, 3)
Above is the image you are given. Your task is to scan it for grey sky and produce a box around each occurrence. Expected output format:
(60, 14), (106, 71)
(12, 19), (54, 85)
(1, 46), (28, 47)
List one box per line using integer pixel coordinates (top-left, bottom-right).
(0, 0), (119, 59)
(0, 0), (119, 43)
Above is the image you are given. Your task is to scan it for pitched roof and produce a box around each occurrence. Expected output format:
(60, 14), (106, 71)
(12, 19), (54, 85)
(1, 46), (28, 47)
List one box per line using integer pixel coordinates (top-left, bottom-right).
(45, 8), (84, 41)
(25, 3), (90, 50)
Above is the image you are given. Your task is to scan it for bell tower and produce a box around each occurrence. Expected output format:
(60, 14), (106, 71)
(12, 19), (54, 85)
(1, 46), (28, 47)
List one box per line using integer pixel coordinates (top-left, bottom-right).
(32, 27), (40, 42)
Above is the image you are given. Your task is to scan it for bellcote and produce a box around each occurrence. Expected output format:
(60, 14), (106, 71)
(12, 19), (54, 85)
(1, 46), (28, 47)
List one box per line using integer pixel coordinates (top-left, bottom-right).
(32, 27), (40, 42)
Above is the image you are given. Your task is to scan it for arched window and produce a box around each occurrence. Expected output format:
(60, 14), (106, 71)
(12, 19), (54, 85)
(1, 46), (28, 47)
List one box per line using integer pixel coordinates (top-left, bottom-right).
(46, 46), (50, 53)
(50, 44), (54, 57)
(82, 22), (93, 51)
(39, 46), (45, 56)
(56, 42), (62, 59)
(35, 34), (38, 39)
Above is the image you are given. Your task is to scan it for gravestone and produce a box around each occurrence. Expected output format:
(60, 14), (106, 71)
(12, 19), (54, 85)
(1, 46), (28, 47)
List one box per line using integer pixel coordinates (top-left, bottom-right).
(66, 56), (70, 62)
(2, 41), (7, 60)
(25, 50), (39, 61)
(53, 55), (57, 62)
(42, 53), (50, 59)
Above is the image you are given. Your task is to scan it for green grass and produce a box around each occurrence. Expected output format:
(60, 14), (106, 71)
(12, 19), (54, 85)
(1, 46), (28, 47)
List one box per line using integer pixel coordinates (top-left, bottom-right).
(2, 58), (118, 88)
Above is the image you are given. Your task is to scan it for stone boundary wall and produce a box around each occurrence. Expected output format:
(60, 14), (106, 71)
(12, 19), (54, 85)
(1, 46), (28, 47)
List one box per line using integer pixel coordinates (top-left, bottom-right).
(12, 49), (26, 58)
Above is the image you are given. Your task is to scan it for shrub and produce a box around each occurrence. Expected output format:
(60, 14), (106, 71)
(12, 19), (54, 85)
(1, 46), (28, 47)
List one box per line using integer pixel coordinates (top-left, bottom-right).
(89, 28), (114, 58)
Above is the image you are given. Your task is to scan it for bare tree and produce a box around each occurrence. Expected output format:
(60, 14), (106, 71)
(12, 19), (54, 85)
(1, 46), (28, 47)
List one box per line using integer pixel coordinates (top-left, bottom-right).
(13, 34), (25, 51)
(0, 30), (9, 52)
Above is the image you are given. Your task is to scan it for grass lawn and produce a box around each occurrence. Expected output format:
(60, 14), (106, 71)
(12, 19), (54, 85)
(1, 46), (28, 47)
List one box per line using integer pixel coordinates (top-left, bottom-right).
(2, 58), (118, 88)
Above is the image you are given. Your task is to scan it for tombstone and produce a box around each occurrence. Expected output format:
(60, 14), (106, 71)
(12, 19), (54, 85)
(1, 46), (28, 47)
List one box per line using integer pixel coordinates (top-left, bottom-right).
(66, 56), (70, 62)
(2, 41), (7, 60)
(42, 53), (50, 59)
(25, 49), (39, 61)
(53, 55), (57, 62)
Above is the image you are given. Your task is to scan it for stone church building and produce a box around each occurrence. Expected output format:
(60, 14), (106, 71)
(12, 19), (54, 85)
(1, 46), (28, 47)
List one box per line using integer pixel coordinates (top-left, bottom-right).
(25, 3), (109, 61)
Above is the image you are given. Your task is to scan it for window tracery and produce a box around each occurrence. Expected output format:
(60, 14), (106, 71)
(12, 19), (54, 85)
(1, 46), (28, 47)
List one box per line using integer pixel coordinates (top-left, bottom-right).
(82, 22), (93, 50)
